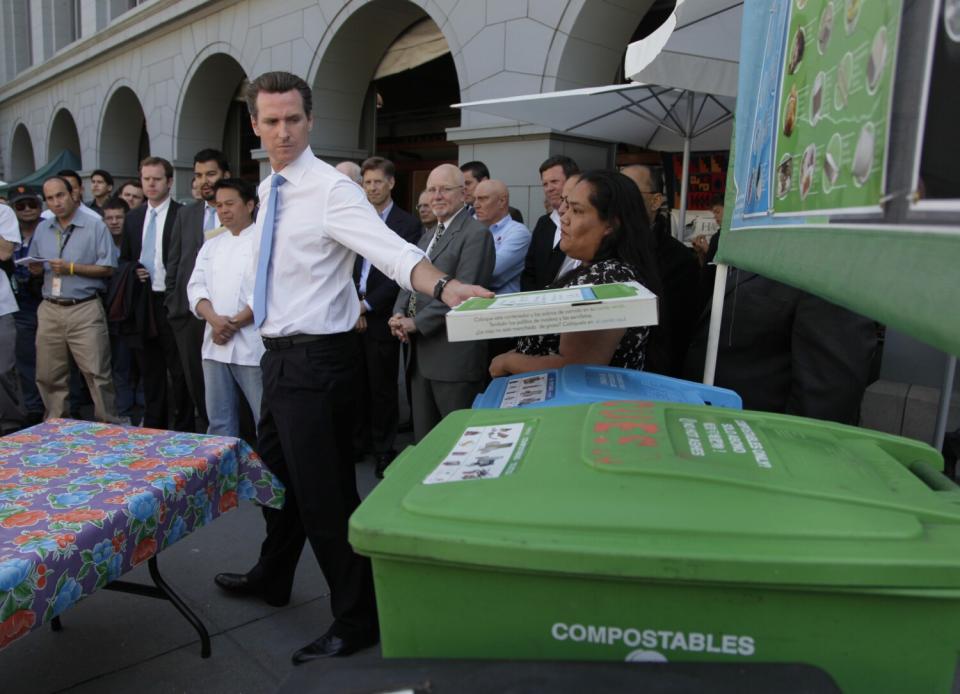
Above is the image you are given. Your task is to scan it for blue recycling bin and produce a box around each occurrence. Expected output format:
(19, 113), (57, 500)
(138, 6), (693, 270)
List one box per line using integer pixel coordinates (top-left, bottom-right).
(473, 365), (742, 410)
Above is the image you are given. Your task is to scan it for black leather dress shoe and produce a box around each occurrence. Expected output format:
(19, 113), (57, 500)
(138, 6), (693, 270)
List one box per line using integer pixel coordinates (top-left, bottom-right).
(291, 631), (379, 665)
(213, 572), (289, 607)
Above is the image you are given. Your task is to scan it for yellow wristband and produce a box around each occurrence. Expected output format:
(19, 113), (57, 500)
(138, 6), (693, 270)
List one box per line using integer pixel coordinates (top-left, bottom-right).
(70, 262), (75, 275)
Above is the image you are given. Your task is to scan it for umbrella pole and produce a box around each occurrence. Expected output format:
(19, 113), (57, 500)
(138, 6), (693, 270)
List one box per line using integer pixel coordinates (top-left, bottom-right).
(677, 91), (694, 239)
(702, 263), (727, 386)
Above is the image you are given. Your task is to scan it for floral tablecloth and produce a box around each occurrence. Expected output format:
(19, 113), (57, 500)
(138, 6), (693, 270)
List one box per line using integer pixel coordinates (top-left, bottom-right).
(0, 419), (284, 651)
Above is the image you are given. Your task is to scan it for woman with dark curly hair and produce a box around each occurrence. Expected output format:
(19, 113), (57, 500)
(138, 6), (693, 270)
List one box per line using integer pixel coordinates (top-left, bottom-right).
(489, 169), (664, 376)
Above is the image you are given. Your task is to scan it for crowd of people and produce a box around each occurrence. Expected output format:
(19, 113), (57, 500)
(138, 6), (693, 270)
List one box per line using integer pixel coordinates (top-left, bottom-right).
(0, 69), (881, 663)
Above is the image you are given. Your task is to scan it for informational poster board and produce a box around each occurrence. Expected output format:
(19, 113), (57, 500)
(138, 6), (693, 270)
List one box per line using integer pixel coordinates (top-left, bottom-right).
(773, 0), (902, 215)
(718, 0), (960, 358)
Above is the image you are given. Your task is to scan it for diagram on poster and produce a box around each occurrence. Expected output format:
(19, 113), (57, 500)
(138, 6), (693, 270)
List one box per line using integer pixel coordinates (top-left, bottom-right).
(423, 423), (529, 484)
(500, 374), (556, 408)
(773, 0), (902, 215)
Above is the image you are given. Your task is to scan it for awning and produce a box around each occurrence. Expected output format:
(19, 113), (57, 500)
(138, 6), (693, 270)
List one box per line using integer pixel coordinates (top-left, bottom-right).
(0, 149), (82, 197)
(374, 18), (450, 80)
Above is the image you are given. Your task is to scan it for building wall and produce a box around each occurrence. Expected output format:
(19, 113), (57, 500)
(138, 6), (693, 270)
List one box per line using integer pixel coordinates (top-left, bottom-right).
(0, 0), (652, 217)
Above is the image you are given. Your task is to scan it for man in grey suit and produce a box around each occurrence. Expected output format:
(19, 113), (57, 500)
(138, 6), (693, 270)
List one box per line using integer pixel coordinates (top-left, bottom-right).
(164, 149), (232, 432)
(390, 164), (495, 442)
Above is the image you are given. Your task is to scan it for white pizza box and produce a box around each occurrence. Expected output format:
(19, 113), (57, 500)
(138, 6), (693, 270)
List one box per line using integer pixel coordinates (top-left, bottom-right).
(445, 281), (659, 342)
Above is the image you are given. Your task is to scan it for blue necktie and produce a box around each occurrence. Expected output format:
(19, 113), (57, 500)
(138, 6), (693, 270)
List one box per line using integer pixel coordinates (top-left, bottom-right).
(140, 208), (157, 276)
(253, 174), (285, 328)
(203, 205), (216, 231)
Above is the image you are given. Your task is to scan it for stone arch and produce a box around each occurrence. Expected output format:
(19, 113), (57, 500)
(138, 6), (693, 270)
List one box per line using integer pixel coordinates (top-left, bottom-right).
(306, 0), (463, 155)
(98, 83), (149, 180)
(174, 49), (248, 164)
(47, 106), (82, 165)
(9, 122), (36, 179)
(547, 0), (657, 91)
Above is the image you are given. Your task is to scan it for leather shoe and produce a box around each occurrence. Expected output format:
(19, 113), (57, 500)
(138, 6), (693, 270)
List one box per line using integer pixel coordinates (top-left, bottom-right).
(291, 630), (379, 664)
(213, 572), (289, 607)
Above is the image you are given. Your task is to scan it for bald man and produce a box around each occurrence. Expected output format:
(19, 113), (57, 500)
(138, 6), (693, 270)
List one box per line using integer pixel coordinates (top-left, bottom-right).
(473, 179), (530, 294)
(335, 161), (362, 184)
(622, 164), (701, 376)
(391, 164), (495, 441)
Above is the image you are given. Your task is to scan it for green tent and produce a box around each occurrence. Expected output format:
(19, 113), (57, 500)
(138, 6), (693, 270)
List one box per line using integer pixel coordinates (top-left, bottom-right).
(0, 149), (82, 197)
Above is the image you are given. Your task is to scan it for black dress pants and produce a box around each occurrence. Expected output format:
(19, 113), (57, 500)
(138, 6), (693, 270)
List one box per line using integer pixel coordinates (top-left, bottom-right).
(253, 333), (378, 640)
(169, 314), (208, 432)
(354, 333), (400, 456)
(134, 292), (195, 431)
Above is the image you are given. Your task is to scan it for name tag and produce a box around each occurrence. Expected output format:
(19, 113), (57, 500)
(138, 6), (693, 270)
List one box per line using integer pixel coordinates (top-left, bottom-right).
(51, 276), (62, 298)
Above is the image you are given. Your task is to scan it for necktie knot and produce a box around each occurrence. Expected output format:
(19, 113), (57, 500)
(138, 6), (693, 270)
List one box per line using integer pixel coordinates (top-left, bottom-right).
(272, 174), (286, 189)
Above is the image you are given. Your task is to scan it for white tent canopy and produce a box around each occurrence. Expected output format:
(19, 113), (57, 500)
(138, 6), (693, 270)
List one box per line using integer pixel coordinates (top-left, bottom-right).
(626, 0), (743, 98)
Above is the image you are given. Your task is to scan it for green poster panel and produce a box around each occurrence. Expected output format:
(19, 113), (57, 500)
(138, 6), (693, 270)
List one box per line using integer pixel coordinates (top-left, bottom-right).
(773, 0), (902, 215)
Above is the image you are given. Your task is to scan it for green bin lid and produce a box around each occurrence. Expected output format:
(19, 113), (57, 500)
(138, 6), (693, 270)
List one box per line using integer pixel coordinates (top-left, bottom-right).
(350, 401), (960, 589)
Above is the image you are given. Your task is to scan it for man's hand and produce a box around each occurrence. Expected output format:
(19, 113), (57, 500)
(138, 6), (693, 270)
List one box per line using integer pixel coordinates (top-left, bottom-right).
(28, 262), (44, 277)
(48, 258), (68, 275)
(354, 315), (367, 333)
(135, 267), (151, 283)
(441, 279), (494, 308)
(208, 314), (237, 344)
(388, 313), (416, 343)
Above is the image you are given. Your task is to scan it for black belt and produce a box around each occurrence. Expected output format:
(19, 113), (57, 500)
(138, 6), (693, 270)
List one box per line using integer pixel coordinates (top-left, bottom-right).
(262, 334), (329, 351)
(44, 296), (98, 307)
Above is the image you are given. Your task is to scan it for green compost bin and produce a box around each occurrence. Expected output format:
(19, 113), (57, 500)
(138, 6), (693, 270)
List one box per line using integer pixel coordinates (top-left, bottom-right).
(349, 400), (960, 693)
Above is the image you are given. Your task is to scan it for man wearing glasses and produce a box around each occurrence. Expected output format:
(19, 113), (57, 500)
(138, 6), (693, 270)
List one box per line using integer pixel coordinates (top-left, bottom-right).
(9, 187), (46, 424)
(390, 164), (495, 442)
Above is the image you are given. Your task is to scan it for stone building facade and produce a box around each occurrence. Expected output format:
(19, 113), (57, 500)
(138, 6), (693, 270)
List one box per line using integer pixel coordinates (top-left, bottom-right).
(0, 0), (652, 219)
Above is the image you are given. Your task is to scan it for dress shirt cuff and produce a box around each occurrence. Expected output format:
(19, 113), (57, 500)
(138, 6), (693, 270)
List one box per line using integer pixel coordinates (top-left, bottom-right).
(395, 244), (427, 293)
(363, 299), (372, 312)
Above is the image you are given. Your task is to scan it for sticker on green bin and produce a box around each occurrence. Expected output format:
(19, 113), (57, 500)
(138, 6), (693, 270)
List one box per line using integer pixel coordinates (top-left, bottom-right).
(423, 422), (535, 484)
(583, 401), (776, 472)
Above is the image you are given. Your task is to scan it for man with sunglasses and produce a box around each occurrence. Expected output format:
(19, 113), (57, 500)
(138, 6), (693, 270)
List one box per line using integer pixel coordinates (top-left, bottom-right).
(9, 187), (45, 423)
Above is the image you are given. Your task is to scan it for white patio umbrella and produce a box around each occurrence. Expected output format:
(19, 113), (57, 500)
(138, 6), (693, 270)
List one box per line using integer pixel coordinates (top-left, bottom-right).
(453, 0), (742, 235)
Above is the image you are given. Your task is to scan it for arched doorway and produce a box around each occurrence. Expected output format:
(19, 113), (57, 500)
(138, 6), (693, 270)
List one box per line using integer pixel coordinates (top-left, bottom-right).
(99, 85), (150, 181)
(9, 123), (35, 179)
(310, 1), (462, 212)
(176, 52), (256, 194)
(48, 108), (81, 165)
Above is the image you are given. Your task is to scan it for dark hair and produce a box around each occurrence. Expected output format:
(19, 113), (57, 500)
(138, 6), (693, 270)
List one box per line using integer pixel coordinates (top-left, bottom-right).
(91, 169), (114, 186)
(213, 178), (258, 205)
(460, 161), (490, 181)
(118, 180), (143, 194)
(246, 71), (312, 118)
(644, 165), (666, 195)
(361, 156), (395, 179)
(43, 175), (73, 194)
(139, 156), (174, 179)
(539, 155), (580, 178)
(711, 194), (725, 208)
(194, 149), (230, 173)
(102, 197), (129, 213)
(56, 169), (81, 185)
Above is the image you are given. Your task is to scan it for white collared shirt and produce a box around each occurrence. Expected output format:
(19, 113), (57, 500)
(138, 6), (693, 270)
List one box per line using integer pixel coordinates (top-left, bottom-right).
(0, 206), (21, 317)
(142, 196), (172, 292)
(549, 207), (580, 279)
(187, 224), (264, 366)
(243, 147), (425, 337)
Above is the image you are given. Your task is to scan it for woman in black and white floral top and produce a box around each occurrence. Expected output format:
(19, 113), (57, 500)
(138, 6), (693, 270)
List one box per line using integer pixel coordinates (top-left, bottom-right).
(489, 169), (663, 376)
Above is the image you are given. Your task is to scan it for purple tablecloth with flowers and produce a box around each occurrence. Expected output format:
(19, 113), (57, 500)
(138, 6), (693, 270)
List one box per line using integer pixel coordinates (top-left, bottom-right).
(0, 419), (284, 651)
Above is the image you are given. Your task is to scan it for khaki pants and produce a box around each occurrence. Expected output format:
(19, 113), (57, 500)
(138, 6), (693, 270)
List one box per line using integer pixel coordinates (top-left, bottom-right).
(36, 299), (119, 423)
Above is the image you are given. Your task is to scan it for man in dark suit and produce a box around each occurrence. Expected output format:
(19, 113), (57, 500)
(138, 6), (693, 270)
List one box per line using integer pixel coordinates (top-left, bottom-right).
(684, 267), (879, 425)
(164, 149), (233, 433)
(118, 156), (191, 430)
(390, 164), (495, 442)
(521, 155), (579, 291)
(354, 157), (422, 475)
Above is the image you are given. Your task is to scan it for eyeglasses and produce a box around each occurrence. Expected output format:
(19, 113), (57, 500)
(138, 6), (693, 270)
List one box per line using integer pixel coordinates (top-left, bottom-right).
(425, 185), (462, 196)
(13, 200), (39, 211)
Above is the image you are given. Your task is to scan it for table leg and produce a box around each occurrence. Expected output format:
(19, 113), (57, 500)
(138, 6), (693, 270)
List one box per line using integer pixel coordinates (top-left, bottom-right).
(105, 555), (212, 658)
(147, 556), (212, 658)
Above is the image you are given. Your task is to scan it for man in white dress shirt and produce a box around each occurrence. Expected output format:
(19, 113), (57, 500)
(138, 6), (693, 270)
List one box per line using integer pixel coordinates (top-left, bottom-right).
(187, 178), (262, 437)
(211, 71), (491, 664)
